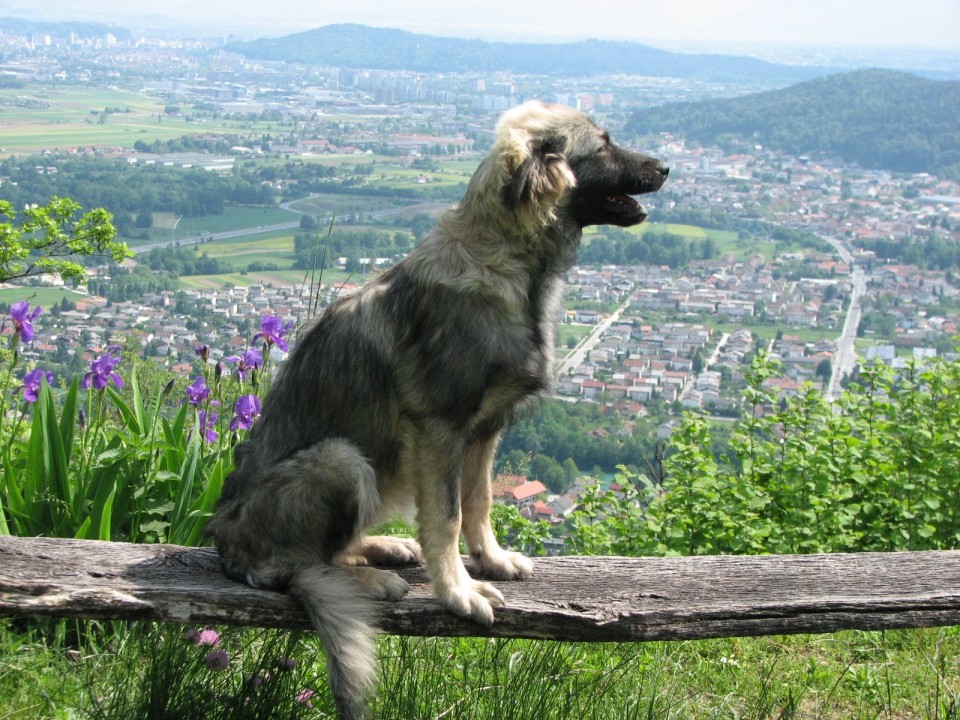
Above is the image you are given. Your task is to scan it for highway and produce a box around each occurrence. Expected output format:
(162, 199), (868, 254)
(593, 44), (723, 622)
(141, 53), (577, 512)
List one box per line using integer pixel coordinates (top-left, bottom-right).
(554, 300), (630, 379)
(130, 221), (301, 254)
(822, 236), (867, 400)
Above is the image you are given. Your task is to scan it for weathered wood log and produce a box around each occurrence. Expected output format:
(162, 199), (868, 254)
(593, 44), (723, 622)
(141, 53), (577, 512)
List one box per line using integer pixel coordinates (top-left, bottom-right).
(2, 536), (959, 641)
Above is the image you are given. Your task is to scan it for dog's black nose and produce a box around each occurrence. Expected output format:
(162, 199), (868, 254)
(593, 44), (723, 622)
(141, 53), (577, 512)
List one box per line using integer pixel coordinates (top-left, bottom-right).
(657, 163), (670, 177)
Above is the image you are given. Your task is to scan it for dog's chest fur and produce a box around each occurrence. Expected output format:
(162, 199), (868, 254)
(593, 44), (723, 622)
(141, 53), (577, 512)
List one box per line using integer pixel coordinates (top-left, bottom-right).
(379, 254), (562, 438)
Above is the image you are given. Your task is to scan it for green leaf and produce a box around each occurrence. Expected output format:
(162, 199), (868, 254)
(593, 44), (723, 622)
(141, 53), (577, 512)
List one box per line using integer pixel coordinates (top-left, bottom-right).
(57, 376), (80, 469)
(107, 386), (141, 436)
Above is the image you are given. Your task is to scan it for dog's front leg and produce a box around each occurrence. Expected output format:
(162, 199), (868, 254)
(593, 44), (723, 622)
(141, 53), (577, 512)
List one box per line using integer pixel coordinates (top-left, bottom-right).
(413, 436), (505, 626)
(461, 434), (534, 580)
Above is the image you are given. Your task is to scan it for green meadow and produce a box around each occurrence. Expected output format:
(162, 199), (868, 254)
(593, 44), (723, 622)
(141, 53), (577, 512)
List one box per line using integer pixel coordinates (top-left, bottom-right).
(198, 233), (298, 269)
(0, 85), (268, 155)
(0, 286), (88, 307)
(122, 207), (300, 247)
(281, 192), (415, 218)
(369, 165), (472, 191)
(582, 221), (786, 262)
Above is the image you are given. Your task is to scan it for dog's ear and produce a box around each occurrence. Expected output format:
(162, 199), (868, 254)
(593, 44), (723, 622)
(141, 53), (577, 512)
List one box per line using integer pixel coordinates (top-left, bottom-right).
(499, 130), (576, 227)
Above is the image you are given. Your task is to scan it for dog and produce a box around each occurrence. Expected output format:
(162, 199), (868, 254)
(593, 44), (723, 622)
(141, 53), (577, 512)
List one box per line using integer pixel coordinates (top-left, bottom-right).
(206, 100), (668, 719)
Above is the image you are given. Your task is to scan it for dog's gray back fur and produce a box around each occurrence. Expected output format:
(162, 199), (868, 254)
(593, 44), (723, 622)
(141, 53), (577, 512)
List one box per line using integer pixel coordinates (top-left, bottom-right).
(207, 100), (667, 719)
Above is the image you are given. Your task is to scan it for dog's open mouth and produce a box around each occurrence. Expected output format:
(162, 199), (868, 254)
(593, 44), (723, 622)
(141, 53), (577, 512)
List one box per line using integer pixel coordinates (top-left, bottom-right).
(594, 192), (649, 225)
(566, 155), (668, 228)
(603, 194), (644, 215)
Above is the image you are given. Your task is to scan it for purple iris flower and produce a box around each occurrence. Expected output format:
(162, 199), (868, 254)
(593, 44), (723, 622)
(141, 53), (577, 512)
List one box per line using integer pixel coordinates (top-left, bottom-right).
(7, 301), (42, 343)
(184, 376), (212, 406)
(17, 367), (54, 403)
(198, 410), (219, 443)
(229, 394), (261, 432)
(225, 347), (263, 380)
(253, 316), (295, 352)
(82, 351), (124, 391)
(194, 344), (210, 362)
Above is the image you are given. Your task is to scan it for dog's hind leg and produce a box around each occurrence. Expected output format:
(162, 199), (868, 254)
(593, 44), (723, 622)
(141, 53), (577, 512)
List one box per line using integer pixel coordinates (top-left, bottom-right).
(335, 536), (422, 568)
(461, 433), (535, 580)
(410, 432), (506, 626)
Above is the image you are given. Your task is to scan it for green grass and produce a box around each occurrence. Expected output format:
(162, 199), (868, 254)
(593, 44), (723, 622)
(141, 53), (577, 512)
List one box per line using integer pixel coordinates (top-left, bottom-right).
(123, 207), (300, 246)
(282, 193), (416, 217)
(175, 267), (362, 292)
(5, 620), (960, 720)
(704, 320), (839, 344)
(201, 233), (295, 257)
(368, 167), (471, 190)
(556, 323), (594, 350)
(0, 286), (88, 307)
(0, 85), (265, 155)
(581, 222), (781, 262)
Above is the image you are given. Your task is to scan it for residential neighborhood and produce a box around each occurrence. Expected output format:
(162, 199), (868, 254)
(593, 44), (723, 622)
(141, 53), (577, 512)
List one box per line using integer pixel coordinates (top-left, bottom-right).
(3, 20), (960, 547)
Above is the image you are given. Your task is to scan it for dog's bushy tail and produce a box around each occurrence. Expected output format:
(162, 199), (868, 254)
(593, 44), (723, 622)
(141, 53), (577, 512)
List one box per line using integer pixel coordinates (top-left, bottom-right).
(287, 566), (377, 720)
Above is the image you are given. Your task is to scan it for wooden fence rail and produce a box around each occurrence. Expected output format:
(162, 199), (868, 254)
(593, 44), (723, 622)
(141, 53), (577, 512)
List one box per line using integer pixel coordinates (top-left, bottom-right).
(2, 536), (960, 641)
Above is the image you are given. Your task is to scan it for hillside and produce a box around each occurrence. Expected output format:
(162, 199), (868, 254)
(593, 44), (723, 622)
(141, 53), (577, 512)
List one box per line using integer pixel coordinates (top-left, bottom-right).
(225, 23), (823, 84)
(627, 69), (960, 177)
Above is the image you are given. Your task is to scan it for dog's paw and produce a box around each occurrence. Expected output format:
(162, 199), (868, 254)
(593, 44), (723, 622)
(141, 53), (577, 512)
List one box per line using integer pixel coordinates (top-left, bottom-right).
(368, 536), (422, 566)
(440, 580), (505, 627)
(337, 536), (423, 568)
(350, 567), (411, 602)
(474, 549), (534, 581)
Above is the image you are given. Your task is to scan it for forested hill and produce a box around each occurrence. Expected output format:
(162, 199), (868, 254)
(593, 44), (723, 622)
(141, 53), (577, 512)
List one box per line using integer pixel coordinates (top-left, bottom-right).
(225, 24), (822, 83)
(627, 69), (960, 177)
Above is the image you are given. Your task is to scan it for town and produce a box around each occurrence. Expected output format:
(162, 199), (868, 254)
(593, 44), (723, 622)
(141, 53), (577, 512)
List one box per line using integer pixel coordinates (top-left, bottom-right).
(3, 21), (960, 535)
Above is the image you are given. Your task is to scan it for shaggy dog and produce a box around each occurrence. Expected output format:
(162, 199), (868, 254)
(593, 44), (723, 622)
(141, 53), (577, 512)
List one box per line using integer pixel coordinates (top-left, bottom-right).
(207, 100), (668, 719)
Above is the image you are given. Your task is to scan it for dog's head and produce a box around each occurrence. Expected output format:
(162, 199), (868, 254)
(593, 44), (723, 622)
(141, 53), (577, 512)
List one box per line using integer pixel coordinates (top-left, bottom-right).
(493, 101), (668, 230)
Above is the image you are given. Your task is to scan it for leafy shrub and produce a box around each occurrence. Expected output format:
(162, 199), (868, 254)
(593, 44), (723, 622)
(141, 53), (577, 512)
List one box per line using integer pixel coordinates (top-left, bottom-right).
(566, 352), (960, 557)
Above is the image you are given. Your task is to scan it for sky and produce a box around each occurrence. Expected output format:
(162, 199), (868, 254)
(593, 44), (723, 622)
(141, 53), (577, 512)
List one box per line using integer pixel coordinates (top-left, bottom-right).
(4, 0), (960, 51)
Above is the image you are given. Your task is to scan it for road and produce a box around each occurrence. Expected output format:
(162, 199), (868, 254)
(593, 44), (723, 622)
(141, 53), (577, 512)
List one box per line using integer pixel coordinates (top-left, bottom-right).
(554, 300), (630, 379)
(130, 197), (455, 256)
(678, 332), (729, 401)
(822, 236), (867, 400)
(131, 221), (301, 254)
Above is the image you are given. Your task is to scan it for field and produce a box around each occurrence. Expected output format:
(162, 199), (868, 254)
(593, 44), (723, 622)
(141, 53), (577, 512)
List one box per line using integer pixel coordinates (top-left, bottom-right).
(580, 221), (798, 262)
(706, 320), (839, 344)
(556, 322), (594, 350)
(0, 85), (272, 155)
(281, 193), (419, 219)
(0, 286), (88, 307)
(368, 165), (472, 191)
(122, 206), (301, 247)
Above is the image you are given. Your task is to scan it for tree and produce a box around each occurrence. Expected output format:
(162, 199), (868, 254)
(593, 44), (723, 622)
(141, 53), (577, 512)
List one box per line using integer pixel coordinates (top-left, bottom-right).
(529, 454), (566, 493)
(815, 358), (832, 382)
(0, 197), (128, 284)
(134, 210), (154, 229)
(692, 349), (705, 373)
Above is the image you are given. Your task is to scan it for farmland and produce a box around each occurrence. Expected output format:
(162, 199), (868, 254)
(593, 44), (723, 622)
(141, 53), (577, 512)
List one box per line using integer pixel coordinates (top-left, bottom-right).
(0, 86), (265, 155)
